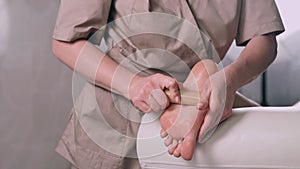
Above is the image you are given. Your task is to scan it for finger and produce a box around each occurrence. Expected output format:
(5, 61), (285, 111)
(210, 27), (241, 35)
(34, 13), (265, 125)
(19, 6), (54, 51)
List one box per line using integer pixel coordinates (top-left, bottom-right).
(198, 109), (222, 143)
(160, 129), (168, 138)
(198, 114), (216, 141)
(150, 89), (168, 111)
(160, 77), (181, 103)
(220, 110), (232, 122)
(134, 100), (152, 113)
(198, 125), (218, 144)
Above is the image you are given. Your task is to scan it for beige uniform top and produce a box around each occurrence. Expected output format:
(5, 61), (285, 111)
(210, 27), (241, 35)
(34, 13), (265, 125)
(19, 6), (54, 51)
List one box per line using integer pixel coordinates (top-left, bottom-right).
(53, 1), (284, 169)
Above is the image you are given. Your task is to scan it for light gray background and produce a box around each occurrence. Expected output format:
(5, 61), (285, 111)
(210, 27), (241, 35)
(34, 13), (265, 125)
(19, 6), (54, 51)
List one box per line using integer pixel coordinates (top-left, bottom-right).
(0, 0), (299, 169)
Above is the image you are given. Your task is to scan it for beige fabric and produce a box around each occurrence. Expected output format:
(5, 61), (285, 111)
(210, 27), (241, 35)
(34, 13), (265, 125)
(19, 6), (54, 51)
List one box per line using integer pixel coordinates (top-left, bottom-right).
(53, 0), (284, 58)
(55, 83), (142, 169)
(53, 0), (112, 42)
(53, 0), (284, 168)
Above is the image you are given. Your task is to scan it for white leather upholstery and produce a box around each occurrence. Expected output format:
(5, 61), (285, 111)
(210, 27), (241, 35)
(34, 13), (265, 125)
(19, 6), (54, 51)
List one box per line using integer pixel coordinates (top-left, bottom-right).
(137, 107), (300, 169)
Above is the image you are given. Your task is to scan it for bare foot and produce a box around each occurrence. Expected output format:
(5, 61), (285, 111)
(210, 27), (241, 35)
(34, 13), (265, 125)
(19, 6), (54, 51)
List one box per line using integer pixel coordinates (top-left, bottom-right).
(160, 59), (262, 160)
(160, 60), (217, 160)
(160, 104), (206, 160)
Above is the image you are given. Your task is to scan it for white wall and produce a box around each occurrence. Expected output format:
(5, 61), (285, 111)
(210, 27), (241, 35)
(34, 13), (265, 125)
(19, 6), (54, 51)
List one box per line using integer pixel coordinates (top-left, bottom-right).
(276, 0), (300, 40)
(0, 0), (72, 169)
(267, 0), (300, 105)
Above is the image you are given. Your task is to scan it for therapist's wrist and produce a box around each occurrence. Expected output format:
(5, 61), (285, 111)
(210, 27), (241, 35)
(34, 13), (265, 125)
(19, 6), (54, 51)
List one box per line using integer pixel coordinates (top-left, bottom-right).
(110, 67), (137, 99)
(224, 66), (239, 92)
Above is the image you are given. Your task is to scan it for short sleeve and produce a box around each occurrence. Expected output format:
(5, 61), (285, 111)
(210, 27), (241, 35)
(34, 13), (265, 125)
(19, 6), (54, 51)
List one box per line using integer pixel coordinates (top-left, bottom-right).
(236, 0), (285, 46)
(53, 0), (112, 43)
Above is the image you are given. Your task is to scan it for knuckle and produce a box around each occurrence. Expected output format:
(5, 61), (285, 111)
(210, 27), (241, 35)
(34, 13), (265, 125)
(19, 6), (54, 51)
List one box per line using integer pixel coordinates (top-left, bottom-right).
(169, 77), (176, 83)
(132, 95), (144, 103)
(168, 78), (177, 87)
(131, 98), (139, 105)
(154, 73), (163, 78)
(145, 82), (153, 88)
(144, 107), (152, 113)
(144, 80), (154, 90)
(141, 89), (149, 98)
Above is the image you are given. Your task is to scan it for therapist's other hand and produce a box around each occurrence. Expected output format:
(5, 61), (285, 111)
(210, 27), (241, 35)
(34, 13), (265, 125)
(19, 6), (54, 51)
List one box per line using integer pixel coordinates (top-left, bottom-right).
(129, 73), (180, 113)
(160, 59), (234, 160)
(197, 70), (234, 142)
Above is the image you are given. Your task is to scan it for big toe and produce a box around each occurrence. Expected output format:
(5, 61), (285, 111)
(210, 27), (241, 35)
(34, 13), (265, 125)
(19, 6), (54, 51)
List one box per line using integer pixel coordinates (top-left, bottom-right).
(181, 131), (197, 160)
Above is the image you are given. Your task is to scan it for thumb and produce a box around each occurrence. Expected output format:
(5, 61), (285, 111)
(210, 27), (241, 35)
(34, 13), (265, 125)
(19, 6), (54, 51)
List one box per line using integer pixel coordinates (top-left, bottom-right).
(149, 89), (169, 112)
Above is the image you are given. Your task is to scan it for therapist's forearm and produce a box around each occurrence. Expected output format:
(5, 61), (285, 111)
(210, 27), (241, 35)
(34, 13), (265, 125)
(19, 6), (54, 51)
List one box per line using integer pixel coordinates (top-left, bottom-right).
(224, 35), (277, 91)
(52, 39), (135, 98)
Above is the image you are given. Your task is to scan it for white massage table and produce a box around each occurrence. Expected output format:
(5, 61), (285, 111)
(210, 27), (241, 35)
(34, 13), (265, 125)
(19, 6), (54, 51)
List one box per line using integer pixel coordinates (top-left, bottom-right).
(137, 107), (300, 169)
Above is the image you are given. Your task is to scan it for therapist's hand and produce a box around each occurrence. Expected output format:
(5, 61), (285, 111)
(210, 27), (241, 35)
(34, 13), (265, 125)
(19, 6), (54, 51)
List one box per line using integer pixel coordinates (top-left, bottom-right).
(159, 59), (237, 160)
(129, 73), (180, 113)
(197, 70), (235, 141)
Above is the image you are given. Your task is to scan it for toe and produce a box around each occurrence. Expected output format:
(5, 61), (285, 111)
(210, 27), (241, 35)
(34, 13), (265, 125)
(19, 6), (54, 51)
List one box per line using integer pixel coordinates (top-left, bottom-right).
(164, 136), (173, 146)
(173, 140), (182, 158)
(160, 129), (168, 138)
(181, 131), (197, 160)
(168, 140), (178, 155)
